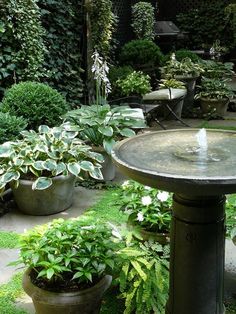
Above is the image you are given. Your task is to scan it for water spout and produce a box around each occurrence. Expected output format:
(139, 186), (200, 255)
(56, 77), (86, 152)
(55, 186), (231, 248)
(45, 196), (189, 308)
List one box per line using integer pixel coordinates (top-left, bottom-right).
(196, 128), (208, 162)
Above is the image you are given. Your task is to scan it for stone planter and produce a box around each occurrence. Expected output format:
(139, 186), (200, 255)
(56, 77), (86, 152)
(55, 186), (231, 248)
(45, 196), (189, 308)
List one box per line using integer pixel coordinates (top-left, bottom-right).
(163, 97), (185, 120)
(200, 97), (229, 117)
(23, 268), (112, 314)
(10, 175), (76, 215)
(92, 146), (116, 181)
(175, 75), (198, 116)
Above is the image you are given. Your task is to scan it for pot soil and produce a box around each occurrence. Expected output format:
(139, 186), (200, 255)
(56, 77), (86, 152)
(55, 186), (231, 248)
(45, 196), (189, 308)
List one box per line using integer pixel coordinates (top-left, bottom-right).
(10, 175), (75, 215)
(200, 97), (229, 117)
(23, 268), (112, 314)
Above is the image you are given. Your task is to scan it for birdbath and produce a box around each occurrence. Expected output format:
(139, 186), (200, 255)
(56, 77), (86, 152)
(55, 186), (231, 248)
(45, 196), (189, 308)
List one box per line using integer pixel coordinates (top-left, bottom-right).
(112, 129), (236, 314)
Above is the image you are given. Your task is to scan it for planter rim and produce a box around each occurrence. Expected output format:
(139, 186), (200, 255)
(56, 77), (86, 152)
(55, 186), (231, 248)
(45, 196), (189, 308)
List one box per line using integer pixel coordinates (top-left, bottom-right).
(23, 268), (112, 298)
(12, 174), (75, 186)
(200, 97), (229, 102)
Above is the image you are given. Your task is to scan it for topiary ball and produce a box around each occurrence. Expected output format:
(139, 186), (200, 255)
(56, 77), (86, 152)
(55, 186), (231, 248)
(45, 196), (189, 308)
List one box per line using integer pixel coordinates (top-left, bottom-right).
(1, 82), (69, 130)
(0, 112), (27, 144)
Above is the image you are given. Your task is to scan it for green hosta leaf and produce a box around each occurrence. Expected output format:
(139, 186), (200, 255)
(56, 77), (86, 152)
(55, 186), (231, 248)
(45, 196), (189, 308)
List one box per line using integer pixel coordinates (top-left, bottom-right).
(120, 128), (136, 138)
(0, 143), (13, 157)
(38, 125), (50, 134)
(89, 167), (103, 180)
(72, 271), (83, 280)
(80, 161), (94, 172)
(32, 177), (53, 190)
(85, 272), (92, 282)
(103, 138), (116, 155)
(67, 162), (81, 176)
(98, 126), (113, 137)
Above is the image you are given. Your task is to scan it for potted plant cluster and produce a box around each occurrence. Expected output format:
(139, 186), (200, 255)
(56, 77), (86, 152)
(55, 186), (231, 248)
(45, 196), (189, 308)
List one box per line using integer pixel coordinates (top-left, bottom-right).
(120, 180), (172, 244)
(63, 104), (145, 181)
(162, 55), (204, 115)
(0, 125), (103, 215)
(195, 78), (234, 117)
(12, 217), (121, 314)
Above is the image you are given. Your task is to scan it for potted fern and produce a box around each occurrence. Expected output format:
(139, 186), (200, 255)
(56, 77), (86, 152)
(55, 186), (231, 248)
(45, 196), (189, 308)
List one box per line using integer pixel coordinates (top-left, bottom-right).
(0, 125), (103, 215)
(11, 217), (121, 314)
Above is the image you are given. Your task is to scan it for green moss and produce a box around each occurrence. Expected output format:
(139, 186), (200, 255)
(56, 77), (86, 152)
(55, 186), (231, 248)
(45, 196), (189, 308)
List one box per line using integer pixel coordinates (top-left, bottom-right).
(0, 231), (19, 248)
(0, 272), (27, 314)
(84, 188), (128, 225)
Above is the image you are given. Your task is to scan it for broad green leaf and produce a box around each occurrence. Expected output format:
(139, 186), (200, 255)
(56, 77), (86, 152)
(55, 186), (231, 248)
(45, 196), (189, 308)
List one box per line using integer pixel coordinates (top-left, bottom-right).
(32, 177), (52, 190)
(80, 161), (94, 172)
(2, 171), (20, 183)
(89, 167), (103, 180)
(46, 268), (55, 280)
(98, 126), (113, 137)
(103, 138), (116, 155)
(120, 128), (136, 138)
(54, 162), (66, 175)
(67, 162), (81, 176)
(32, 161), (45, 171)
(43, 160), (57, 171)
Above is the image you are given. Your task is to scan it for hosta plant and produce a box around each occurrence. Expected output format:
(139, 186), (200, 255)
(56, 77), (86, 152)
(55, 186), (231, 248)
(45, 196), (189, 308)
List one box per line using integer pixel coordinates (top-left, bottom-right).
(120, 180), (172, 233)
(64, 104), (146, 154)
(0, 124), (103, 194)
(195, 78), (234, 100)
(11, 217), (121, 291)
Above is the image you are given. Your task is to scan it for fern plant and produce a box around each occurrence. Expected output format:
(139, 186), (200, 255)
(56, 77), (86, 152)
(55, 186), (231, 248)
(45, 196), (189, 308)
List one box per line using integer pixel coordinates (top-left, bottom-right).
(117, 241), (169, 314)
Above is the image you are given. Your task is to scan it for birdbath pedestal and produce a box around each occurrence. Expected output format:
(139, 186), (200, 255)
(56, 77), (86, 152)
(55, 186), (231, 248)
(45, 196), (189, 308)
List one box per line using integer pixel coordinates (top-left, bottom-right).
(112, 129), (236, 314)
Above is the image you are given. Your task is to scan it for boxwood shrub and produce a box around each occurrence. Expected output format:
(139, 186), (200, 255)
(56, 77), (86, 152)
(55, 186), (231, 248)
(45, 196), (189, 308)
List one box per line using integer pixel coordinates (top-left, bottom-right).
(0, 112), (27, 144)
(1, 82), (69, 130)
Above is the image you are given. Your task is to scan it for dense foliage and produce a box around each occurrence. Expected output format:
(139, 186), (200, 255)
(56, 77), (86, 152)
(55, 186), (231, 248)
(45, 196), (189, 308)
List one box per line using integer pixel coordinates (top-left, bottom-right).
(88, 0), (117, 57)
(0, 0), (45, 98)
(0, 112), (27, 144)
(1, 82), (69, 130)
(39, 0), (84, 107)
(176, 1), (234, 50)
(131, 1), (155, 40)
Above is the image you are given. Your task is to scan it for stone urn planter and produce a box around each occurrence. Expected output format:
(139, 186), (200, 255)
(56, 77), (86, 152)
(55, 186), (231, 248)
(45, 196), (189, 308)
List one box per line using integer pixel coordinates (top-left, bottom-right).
(23, 268), (112, 314)
(92, 146), (116, 181)
(200, 97), (229, 117)
(10, 175), (76, 215)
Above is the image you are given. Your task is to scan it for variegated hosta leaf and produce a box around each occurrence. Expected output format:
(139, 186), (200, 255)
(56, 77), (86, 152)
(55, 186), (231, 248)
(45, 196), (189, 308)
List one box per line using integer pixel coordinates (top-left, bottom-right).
(80, 161), (95, 172)
(54, 162), (66, 176)
(43, 160), (57, 171)
(103, 138), (116, 155)
(90, 152), (104, 163)
(89, 167), (103, 180)
(38, 125), (50, 134)
(67, 162), (81, 176)
(0, 143), (14, 157)
(12, 157), (24, 167)
(32, 177), (53, 190)
(98, 126), (113, 137)
(33, 161), (45, 171)
(2, 171), (20, 183)
(119, 128), (136, 138)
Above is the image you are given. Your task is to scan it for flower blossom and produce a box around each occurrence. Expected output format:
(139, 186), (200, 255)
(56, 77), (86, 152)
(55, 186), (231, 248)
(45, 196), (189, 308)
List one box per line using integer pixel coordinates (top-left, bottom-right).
(157, 191), (169, 202)
(137, 212), (144, 222)
(141, 195), (152, 206)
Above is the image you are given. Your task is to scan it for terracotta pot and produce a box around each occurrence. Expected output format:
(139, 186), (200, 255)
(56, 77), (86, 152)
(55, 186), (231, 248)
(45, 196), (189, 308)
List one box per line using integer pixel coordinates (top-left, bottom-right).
(200, 97), (229, 117)
(23, 268), (112, 314)
(10, 175), (76, 215)
(92, 146), (116, 181)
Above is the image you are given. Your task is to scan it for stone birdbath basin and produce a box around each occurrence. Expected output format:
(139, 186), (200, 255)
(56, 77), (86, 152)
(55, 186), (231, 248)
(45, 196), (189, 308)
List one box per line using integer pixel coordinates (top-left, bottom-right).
(112, 129), (236, 314)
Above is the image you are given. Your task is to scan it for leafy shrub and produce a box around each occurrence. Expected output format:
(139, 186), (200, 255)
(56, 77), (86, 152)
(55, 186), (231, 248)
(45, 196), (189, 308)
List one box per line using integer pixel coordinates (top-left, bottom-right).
(131, 1), (155, 40)
(173, 49), (201, 63)
(39, 0), (84, 107)
(201, 60), (235, 79)
(109, 66), (134, 98)
(176, 1), (232, 49)
(116, 71), (151, 97)
(119, 39), (164, 70)
(1, 82), (69, 130)
(0, 112), (27, 144)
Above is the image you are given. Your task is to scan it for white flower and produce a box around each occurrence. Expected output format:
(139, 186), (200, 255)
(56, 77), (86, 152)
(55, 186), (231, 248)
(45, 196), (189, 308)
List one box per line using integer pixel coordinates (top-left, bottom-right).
(157, 191), (169, 202)
(122, 180), (130, 188)
(141, 196), (152, 206)
(144, 186), (151, 190)
(137, 212), (144, 222)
